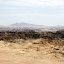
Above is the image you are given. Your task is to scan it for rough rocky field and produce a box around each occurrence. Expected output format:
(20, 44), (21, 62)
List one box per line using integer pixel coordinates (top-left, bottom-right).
(0, 30), (64, 64)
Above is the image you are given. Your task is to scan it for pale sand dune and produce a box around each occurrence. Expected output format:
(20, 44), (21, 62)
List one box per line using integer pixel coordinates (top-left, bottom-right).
(0, 40), (64, 64)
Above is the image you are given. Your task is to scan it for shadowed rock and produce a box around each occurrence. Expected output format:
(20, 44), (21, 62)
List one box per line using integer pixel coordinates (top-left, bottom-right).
(0, 30), (64, 41)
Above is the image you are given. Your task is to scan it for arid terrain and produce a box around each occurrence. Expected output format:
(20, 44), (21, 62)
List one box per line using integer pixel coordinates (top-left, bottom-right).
(0, 30), (64, 64)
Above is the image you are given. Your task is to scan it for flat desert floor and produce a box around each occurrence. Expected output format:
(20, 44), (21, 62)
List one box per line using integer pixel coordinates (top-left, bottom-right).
(0, 39), (64, 64)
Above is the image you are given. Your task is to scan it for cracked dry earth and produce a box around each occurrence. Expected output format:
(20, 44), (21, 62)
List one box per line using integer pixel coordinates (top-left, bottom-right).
(0, 39), (64, 64)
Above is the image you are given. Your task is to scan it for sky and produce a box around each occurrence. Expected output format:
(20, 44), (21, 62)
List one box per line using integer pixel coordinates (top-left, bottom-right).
(0, 0), (64, 26)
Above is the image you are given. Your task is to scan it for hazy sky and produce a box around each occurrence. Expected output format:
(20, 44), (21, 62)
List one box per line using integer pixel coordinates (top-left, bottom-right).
(0, 0), (64, 26)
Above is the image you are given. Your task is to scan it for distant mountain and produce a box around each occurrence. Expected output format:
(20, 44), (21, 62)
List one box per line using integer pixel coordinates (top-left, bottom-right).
(11, 22), (43, 27)
(10, 22), (64, 32)
(50, 25), (64, 30)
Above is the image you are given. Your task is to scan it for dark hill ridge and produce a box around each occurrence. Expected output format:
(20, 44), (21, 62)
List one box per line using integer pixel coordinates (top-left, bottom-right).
(0, 30), (64, 41)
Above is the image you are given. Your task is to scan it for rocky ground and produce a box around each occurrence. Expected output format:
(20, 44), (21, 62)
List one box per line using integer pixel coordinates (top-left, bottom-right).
(0, 38), (64, 64)
(0, 30), (64, 64)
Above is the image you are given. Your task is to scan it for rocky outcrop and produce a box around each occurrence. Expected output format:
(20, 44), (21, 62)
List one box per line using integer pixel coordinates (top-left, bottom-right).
(0, 30), (64, 40)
